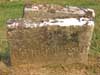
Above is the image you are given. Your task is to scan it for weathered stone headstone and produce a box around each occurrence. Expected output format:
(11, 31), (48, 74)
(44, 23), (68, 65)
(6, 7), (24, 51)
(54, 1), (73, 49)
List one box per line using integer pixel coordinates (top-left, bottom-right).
(7, 4), (95, 67)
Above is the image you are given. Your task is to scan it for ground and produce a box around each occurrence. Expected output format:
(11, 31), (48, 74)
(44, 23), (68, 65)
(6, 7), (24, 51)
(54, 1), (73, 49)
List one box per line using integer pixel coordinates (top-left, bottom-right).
(0, 0), (100, 75)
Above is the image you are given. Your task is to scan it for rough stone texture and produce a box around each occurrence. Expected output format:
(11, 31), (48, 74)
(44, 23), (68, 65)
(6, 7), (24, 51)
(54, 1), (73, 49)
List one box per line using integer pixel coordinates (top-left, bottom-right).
(7, 24), (94, 67)
(24, 4), (95, 22)
(7, 4), (95, 67)
(9, 0), (19, 2)
(0, 61), (10, 75)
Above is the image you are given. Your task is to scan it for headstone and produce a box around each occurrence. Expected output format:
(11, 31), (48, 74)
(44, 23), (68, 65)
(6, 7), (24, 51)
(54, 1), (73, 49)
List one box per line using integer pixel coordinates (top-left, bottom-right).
(7, 4), (95, 67)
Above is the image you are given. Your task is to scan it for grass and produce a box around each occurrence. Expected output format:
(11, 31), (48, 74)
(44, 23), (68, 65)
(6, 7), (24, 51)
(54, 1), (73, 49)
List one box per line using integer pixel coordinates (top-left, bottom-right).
(0, 1), (23, 28)
(0, 1), (23, 40)
(0, 1), (24, 63)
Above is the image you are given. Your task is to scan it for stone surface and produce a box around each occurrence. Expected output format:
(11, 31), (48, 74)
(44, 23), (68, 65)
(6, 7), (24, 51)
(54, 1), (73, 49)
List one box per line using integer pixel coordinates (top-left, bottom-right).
(10, 63), (89, 75)
(7, 4), (95, 67)
(9, 0), (19, 2)
(24, 4), (95, 22)
(0, 61), (9, 75)
(7, 24), (94, 66)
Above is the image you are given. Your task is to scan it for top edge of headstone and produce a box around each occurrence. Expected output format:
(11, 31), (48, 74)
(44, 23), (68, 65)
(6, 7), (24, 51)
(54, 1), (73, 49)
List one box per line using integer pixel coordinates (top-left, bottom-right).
(7, 4), (95, 29)
(24, 4), (95, 18)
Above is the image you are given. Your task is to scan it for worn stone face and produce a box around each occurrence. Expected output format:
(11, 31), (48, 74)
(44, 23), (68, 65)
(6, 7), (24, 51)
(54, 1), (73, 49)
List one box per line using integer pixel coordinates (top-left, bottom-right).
(7, 4), (95, 67)
(24, 4), (95, 22)
(8, 25), (94, 66)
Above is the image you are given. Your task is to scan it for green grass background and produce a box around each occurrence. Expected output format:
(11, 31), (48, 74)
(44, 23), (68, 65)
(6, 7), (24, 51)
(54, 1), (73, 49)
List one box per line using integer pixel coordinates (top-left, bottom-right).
(0, 0), (100, 61)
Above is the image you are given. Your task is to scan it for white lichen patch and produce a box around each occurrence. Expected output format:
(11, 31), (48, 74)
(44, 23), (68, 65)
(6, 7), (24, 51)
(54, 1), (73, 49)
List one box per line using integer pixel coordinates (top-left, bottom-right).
(39, 18), (94, 27)
(7, 17), (94, 28)
(25, 5), (39, 11)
